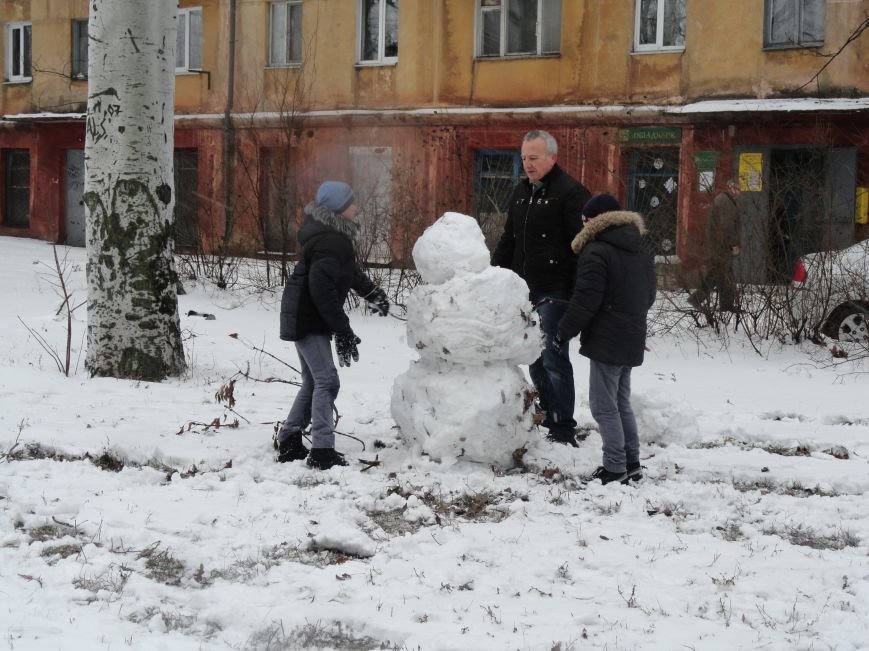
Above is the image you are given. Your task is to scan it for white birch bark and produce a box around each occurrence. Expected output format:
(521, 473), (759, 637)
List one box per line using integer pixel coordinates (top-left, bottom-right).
(84, 0), (185, 381)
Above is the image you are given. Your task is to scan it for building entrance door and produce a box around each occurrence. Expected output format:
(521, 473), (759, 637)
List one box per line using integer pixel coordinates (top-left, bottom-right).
(64, 149), (86, 247)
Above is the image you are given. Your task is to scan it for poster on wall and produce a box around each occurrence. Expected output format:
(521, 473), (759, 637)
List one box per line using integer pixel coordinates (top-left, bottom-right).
(738, 153), (763, 192)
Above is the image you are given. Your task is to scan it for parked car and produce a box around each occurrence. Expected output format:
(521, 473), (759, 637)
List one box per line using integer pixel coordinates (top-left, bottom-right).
(791, 239), (869, 341)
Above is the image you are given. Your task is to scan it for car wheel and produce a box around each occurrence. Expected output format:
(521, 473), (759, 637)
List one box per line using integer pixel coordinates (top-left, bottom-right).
(822, 303), (869, 341)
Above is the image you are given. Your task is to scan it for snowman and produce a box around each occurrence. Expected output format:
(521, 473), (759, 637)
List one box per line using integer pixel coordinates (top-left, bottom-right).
(391, 212), (543, 466)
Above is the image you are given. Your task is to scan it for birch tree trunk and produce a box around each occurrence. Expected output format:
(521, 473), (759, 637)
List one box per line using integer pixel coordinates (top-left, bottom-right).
(84, 0), (186, 381)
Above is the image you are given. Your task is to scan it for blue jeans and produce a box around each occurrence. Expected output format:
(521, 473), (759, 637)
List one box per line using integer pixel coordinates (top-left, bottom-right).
(588, 359), (639, 473)
(278, 334), (340, 449)
(529, 291), (576, 434)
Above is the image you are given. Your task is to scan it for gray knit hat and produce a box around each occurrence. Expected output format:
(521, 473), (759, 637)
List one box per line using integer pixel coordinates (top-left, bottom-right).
(316, 181), (355, 214)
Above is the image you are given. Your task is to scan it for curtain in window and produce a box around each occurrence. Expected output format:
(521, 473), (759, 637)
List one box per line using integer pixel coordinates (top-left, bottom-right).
(384, 0), (398, 58)
(506, 0), (537, 55)
(288, 3), (303, 61)
(638, 0), (658, 46)
(270, 3), (288, 64)
(188, 10), (202, 69)
(800, 0), (824, 43)
(662, 0), (685, 46)
(480, 0), (501, 56)
(363, 0), (379, 60)
(541, 0), (562, 53)
(769, 0), (796, 44)
(23, 25), (32, 77)
(176, 13), (187, 68)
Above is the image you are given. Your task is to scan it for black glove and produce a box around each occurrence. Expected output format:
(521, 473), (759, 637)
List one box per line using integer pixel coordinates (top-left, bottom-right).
(366, 288), (390, 317)
(335, 332), (361, 367)
(552, 334), (567, 354)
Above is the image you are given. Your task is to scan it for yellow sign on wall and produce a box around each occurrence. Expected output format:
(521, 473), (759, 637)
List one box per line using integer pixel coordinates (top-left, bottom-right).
(857, 187), (868, 225)
(738, 153), (763, 192)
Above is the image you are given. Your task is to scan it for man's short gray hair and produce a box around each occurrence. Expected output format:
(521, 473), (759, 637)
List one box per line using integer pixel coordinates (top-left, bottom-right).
(523, 130), (558, 156)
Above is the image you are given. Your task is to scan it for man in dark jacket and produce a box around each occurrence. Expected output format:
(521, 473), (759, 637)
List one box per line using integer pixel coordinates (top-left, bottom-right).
(277, 181), (390, 470)
(556, 193), (656, 484)
(492, 130), (591, 446)
(689, 179), (742, 312)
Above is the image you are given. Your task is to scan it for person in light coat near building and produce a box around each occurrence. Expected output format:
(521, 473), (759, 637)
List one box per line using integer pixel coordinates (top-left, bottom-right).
(690, 179), (742, 312)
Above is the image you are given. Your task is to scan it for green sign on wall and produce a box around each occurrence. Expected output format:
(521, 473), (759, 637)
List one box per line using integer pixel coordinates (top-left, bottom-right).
(694, 150), (720, 170)
(618, 127), (682, 145)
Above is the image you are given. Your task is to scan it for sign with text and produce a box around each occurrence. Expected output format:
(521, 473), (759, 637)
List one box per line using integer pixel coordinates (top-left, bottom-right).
(618, 127), (682, 145)
(738, 153), (763, 192)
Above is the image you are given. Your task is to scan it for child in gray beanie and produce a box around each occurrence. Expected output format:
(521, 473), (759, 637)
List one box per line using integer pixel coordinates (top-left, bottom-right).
(276, 181), (390, 470)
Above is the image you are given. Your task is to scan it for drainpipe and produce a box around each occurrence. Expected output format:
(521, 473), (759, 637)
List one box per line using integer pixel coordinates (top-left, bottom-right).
(222, 0), (237, 245)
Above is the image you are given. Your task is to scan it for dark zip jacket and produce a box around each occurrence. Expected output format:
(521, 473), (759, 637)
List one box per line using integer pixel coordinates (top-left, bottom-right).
(557, 210), (657, 367)
(491, 164), (591, 293)
(279, 203), (375, 341)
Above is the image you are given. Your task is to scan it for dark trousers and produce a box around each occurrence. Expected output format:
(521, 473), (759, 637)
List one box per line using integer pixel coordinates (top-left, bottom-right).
(692, 258), (737, 311)
(529, 291), (576, 435)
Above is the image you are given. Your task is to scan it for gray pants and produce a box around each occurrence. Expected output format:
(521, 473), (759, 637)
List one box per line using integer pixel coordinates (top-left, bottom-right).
(588, 359), (639, 474)
(278, 334), (340, 449)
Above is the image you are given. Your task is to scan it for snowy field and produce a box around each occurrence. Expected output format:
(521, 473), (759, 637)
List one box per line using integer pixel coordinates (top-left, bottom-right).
(1, 236), (868, 651)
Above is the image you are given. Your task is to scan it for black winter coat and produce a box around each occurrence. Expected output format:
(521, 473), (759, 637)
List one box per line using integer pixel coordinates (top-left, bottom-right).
(557, 210), (656, 367)
(491, 164), (591, 294)
(279, 203), (375, 341)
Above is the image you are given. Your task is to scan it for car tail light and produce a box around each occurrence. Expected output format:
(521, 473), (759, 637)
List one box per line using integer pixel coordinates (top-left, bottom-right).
(792, 258), (807, 285)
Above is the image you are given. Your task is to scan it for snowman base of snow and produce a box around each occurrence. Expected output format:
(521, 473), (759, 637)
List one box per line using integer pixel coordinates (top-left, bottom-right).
(391, 362), (535, 467)
(390, 212), (542, 467)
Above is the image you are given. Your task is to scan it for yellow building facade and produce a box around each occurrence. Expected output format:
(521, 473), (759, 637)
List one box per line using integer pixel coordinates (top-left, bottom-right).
(0, 0), (867, 281)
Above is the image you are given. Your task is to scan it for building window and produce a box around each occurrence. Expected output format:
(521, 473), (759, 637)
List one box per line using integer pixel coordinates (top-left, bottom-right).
(5, 22), (32, 82)
(474, 150), (521, 249)
(358, 0), (398, 64)
(269, 1), (303, 66)
(350, 146), (392, 263)
(625, 148), (680, 258)
(174, 150), (199, 250)
(634, 0), (685, 52)
(477, 0), (562, 58)
(3, 150), (30, 228)
(71, 19), (88, 79)
(177, 7), (203, 71)
(764, 0), (824, 48)
(261, 148), (299, 254)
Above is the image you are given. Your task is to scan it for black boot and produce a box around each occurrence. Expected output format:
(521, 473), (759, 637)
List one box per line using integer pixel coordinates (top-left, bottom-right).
(626, 461), (644, 482)
(590, 466), (629, 485)
(277, 431), (308, 463)
(546, 430), (579, 447)
(307, 447), (349, 470)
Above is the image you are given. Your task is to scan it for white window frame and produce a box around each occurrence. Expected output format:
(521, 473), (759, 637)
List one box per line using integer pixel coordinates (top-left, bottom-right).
(633, 0), (685, 53)
(5, 22), (32, 83)
(268, 1), (303, 67)
(357, 0), (398, 65)
(475, 0), (562, 59)
(176, 7), (203, 72)
(764, 0), (825, 49)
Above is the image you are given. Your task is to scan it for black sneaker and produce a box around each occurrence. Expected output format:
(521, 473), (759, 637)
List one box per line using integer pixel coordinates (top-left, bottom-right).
(306, 448), (349, 470)
(277, 432), (308, 463)
(626, 461), (643, 482)
(590, 466), (629, 485)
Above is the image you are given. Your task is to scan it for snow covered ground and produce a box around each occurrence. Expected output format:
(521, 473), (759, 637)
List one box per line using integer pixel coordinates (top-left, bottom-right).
(1, 236), (867, 651)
